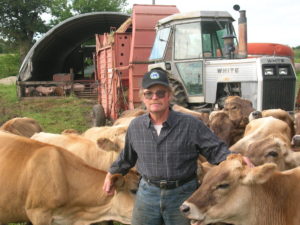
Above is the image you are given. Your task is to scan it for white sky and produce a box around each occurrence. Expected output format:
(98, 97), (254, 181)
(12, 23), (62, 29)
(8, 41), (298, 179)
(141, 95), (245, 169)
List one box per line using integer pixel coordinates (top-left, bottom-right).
(126, 0), (300, 47)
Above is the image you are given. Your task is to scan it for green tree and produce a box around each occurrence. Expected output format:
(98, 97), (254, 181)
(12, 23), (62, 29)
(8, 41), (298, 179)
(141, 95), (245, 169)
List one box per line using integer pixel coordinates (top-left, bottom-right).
(49, 0), (128, 25)
(0, 0), (128, 61)
(0, 0), (52, 61)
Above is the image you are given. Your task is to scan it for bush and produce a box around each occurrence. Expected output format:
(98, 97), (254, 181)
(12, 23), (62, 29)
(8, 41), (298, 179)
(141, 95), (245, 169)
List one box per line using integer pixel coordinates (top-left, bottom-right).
(0, 54), (20, 79)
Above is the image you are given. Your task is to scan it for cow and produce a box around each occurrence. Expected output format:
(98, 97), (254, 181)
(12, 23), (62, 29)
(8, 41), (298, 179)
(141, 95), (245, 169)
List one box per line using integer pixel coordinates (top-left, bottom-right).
(229, 116), (300, 170)
(207, 96), (254, 147)
(0, 117), (43, 138)
(0, 131), (138, 225)
(180, 154), (300, 225)
(31, 132), (120, 171)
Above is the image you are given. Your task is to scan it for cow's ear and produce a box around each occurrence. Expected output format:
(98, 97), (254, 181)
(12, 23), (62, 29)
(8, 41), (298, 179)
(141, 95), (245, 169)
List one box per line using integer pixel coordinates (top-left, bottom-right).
(110, 174), (125, 188)
(97, 137), (119, 152)
(242, 163), (277, 185)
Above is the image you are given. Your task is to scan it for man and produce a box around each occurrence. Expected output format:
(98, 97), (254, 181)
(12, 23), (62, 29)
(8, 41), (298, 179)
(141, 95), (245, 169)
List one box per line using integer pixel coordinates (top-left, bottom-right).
(103, 69), (231, 225)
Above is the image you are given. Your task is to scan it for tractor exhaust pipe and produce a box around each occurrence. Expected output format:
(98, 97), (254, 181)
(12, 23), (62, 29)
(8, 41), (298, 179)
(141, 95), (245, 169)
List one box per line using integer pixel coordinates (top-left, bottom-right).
(234, 5), (248, 58)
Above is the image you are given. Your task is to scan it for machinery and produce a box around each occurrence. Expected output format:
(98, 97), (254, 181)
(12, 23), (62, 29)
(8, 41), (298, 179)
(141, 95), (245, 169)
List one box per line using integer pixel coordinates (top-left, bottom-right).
(148, 5), (296, 111)
(93, 4), (296, 125)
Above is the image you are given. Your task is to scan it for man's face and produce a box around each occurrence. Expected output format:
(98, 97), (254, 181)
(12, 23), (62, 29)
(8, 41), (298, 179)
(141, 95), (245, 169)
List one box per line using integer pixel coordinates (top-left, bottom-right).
(142, 84), (171, 114)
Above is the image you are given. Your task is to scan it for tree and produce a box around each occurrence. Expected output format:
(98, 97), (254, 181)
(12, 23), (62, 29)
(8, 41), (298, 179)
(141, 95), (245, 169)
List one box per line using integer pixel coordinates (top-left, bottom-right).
(0, 0), (52, 61)
(0, 0), (128, 61)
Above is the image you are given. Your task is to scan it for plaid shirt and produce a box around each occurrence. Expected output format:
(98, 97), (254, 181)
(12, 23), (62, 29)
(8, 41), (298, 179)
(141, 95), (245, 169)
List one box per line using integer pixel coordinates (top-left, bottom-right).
(109, 109), (230, 180)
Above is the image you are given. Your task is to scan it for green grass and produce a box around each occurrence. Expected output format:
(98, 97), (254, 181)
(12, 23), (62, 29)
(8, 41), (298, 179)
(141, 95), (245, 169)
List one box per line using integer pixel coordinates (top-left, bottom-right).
(0, 84), (96, 133)
(0, 53), (20, 78)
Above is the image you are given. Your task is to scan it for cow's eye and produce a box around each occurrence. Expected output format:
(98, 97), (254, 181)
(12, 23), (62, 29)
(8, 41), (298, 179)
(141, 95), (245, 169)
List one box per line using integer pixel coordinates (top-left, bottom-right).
(266, 151), (278, 157)
(216, 183), (229, 189)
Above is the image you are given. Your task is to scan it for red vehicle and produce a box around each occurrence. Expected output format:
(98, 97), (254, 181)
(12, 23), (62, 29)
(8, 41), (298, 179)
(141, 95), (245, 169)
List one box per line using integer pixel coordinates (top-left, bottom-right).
(92, 4), (179, 125)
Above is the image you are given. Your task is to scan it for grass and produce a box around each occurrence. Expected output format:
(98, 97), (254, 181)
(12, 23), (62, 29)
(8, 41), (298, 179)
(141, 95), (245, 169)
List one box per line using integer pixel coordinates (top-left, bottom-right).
(0, 84), (96, 133)
(294, 48), (300, 63)
(0, 53), (20, 78)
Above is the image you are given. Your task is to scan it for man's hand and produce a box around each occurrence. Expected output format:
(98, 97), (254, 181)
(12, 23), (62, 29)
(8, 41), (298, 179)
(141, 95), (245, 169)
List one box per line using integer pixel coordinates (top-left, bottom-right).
(102, 172), (116, 195)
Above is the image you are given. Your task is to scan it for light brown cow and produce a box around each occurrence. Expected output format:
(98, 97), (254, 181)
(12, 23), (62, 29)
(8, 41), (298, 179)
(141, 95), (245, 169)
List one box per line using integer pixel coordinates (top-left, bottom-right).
(0, 131), (138, 225)
(180, 154), (300, 225)
(31, 132), (120, 171)
(230, 116), (300, 170)
(0, 117), (43, 137)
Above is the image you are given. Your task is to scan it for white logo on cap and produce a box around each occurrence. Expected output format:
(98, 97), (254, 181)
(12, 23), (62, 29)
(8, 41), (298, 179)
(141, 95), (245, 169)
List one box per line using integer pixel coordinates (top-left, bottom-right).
(150, 72), (160, 79)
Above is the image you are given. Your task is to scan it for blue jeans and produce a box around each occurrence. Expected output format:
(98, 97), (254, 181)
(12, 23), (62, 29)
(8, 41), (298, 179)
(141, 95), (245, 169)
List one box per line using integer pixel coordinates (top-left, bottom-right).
(131, 177), (199, 225)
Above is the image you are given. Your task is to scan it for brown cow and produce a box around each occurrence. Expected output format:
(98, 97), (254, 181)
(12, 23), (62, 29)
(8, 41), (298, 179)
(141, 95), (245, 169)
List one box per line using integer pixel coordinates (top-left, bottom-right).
(0, 131), (138, 225)
(208, 96), (254, 147)
(180, 154), (300, 225)
(0, 117), (43, 137)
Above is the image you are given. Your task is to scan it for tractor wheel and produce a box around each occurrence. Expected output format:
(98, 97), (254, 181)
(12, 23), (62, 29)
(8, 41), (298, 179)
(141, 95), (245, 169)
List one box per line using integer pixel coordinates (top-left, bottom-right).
(92, 104), (106, 127)
(169, 77), (188, 108)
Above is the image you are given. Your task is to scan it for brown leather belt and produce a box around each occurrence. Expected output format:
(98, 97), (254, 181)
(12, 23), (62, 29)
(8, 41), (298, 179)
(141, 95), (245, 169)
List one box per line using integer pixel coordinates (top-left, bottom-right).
(143, 175), (196, 189)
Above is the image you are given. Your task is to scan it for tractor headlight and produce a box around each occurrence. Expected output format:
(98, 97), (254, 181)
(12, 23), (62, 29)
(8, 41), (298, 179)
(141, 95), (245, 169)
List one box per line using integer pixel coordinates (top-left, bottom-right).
(278, 67), (288, 75)
(264, 67), (274, 76)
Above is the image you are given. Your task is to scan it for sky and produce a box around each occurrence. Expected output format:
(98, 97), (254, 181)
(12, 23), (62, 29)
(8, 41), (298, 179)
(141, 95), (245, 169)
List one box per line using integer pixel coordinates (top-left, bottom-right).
(126, 0), (300, 47)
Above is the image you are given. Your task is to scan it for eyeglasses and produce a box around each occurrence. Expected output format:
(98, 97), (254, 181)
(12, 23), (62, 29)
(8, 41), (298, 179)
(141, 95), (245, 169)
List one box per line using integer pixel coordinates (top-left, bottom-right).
(143, 90), (167, 99)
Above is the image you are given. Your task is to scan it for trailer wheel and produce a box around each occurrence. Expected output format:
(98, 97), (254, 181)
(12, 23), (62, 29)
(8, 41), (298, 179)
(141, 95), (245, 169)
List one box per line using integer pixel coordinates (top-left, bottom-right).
(169, 77), (188, 108)
(92, 104), (106, 127)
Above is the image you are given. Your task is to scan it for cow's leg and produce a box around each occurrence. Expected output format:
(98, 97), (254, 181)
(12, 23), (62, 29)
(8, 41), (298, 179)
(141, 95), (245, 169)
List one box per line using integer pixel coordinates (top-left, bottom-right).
(26, 209), (52, 225)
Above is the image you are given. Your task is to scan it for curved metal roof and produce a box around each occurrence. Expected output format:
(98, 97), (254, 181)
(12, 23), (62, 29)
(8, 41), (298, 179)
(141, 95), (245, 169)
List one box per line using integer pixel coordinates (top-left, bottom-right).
(18, 12), (129, 81)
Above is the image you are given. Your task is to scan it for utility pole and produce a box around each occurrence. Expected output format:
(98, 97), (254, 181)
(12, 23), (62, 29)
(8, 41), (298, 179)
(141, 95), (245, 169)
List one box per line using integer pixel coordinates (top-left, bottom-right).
(152, 0), (155, 4)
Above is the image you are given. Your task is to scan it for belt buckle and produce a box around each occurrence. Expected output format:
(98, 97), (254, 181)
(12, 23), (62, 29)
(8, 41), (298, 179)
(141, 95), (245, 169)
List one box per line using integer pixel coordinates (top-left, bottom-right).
(159, 180), (168, 189)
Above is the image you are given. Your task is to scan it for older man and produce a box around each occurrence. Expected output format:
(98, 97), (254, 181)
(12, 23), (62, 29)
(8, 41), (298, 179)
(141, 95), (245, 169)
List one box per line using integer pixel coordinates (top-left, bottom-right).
(103, 69), (231, 225)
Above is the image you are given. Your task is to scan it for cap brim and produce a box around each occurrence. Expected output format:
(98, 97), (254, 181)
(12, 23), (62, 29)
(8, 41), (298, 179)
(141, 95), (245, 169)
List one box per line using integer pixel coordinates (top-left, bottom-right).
(142, 81), (170, 89)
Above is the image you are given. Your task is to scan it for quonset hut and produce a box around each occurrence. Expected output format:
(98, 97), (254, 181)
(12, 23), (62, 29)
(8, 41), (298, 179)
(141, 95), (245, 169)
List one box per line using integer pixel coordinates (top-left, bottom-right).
(17, 12), (129, 98)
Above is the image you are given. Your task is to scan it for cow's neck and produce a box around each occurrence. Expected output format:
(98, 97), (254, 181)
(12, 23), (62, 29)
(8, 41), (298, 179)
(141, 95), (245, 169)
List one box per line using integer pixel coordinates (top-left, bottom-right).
(246, 171), (300, 225)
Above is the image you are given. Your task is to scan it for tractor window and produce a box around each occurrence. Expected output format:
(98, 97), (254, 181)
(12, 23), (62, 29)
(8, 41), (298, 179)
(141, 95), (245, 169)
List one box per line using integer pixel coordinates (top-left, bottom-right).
(201, 20), (236, 58)
(174, 22), (202, 60)
(149, 27), (171, 60)
(176, 61), (203, 95)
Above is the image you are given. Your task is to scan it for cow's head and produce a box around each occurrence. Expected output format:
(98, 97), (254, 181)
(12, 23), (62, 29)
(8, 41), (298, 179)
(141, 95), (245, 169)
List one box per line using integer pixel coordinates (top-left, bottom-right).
(223, 96), (254, 128)
(208, 111), (235, 146)
(180, 154), (277, 225)
(244, 136), (292, 170)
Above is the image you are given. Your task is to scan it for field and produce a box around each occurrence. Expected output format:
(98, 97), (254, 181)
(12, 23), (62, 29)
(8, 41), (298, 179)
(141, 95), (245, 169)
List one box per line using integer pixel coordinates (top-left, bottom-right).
(0, 84), (96, 133)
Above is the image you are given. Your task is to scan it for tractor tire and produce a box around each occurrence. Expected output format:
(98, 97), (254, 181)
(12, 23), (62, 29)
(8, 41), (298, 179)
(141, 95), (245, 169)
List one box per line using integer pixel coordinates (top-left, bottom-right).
(169, 77), (188, 108)
(92, 104), (106, 127)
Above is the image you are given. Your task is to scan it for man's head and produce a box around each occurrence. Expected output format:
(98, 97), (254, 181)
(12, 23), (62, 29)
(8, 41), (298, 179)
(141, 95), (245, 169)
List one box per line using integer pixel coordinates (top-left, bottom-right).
(141, 69), (172, 114)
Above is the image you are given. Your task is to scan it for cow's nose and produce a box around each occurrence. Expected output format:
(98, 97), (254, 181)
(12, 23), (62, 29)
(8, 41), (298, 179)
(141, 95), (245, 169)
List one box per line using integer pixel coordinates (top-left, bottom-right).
(180, 204), (190, 214)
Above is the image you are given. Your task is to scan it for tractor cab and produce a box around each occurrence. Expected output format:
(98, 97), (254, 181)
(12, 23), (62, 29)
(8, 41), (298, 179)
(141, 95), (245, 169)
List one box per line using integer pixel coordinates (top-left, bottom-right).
(149, 10), (241, 107)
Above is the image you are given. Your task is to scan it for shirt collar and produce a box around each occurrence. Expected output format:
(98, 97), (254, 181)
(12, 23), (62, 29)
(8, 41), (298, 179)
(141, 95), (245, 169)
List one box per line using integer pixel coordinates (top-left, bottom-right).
(143, 107), (176, 128)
